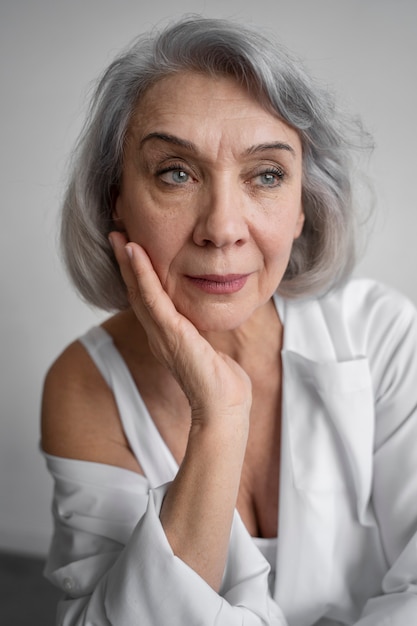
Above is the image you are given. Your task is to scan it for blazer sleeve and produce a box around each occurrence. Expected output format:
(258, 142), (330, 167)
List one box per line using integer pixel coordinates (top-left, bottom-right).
(43, 455), (286, 626)
(354, 288), (417, 624)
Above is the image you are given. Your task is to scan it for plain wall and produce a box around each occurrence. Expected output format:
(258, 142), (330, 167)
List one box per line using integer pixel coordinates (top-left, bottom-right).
(1, 0), (416, 556)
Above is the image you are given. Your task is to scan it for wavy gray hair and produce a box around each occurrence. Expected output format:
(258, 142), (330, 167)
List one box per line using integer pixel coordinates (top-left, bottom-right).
(61, 16), (367, 310)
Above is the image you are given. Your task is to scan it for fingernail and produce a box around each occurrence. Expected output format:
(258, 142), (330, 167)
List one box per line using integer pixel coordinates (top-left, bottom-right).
(125, 245), (133, 260)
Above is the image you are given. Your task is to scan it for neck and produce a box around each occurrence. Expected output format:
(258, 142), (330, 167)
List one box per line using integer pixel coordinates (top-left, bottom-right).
(116, 296), (283, 373)
(200, 298), (282, 369)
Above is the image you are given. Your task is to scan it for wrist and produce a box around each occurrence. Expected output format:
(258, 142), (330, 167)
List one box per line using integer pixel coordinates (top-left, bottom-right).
(188, 413), (249, 462)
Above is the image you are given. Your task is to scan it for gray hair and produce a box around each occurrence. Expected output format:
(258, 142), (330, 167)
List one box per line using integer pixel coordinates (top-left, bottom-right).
(61, 16), (368, 311)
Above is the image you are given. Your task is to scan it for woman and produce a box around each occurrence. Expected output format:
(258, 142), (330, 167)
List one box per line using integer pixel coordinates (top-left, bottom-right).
(41, 16), (417, 626)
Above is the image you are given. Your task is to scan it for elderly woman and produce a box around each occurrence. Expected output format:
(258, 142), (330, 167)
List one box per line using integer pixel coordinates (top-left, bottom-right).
(41, 16), (417, 626)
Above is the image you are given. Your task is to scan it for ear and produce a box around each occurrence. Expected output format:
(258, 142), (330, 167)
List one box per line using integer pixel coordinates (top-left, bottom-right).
(111, 190), (126, 232)
(293, 204), (305, 240)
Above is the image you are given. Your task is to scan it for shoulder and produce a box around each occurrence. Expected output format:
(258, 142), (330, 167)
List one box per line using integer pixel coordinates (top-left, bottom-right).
(41, 328), (142, 473)
(284, 277), (417, 390)
(283, 277), (417, 358)
(293, 279), (417, 445)
(321, 279), (417, 414)
(324, 278), (417, 353)
(41, 335), (115, 456)
(324, 277), (416, 321)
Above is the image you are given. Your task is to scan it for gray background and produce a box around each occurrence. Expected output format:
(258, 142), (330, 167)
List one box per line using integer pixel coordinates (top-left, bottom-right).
(1, 0), (416, 556)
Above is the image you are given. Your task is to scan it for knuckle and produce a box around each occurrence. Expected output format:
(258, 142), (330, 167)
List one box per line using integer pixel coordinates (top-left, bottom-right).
(126, 286), (138, 305)
(140, 290), (158, 312)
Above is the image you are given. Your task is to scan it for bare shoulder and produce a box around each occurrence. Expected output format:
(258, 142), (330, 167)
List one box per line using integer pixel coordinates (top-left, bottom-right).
(41, 335), (142, 474)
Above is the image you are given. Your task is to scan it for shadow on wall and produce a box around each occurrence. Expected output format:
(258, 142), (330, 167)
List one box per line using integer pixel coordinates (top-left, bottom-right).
(0, 551), (61, 626)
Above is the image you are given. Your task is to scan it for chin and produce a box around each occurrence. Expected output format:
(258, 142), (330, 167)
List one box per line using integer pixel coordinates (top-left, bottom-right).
(178, 302), (255, 334)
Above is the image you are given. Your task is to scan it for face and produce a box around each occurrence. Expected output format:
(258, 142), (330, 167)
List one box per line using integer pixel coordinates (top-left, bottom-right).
(114, 72), (304, 332)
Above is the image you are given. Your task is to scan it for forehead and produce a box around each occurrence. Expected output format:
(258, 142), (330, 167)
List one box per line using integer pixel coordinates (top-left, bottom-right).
(128, 72), (302, 153)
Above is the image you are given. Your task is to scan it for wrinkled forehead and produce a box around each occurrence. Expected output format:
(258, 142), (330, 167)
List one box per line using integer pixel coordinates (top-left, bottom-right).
(126, 71), (302, 159)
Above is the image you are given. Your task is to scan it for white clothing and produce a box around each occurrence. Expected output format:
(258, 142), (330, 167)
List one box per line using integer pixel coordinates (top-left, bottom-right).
(43, 279), (417, 625)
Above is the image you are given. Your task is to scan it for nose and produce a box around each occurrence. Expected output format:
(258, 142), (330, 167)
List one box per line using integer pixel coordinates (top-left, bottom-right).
(192, 179), (249, 248)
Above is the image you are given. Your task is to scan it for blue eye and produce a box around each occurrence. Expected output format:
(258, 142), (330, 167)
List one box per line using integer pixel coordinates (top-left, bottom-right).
(158, 167), (190, 185)
(259, 173), (277, 185)
(255, 169), (284, 187)
(170, 170), (189, 183)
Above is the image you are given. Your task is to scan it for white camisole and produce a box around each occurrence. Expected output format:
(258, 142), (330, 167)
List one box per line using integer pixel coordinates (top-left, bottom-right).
(79, 325), (277, 581)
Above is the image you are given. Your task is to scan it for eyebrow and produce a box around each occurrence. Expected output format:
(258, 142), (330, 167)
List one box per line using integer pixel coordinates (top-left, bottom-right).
(245, 141), (296, 157)
(140, 132), (197, 152)
(140, 132), (296, 157)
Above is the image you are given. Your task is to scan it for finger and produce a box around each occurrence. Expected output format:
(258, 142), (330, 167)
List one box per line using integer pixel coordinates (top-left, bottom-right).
(109, 232), (164, 338)
(109, 235), (250, 414)
(109, 231), (172, 319)
(124, 242), (200, 366)
(124, 242), (179, 324)
(110, 234), (195, 363)
(108, 231), (141, 307)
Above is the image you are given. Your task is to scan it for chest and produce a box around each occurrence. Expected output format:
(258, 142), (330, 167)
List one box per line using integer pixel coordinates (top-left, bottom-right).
(237, 381), (282, 538)
(138, 367), (282, 539)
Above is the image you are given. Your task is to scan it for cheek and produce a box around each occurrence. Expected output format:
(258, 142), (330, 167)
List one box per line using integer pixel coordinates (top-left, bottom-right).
(120, 183), (194, 240)
(260, 216), (302, 279)
(262, 207), (303, 251)
(129, 216), (191, 288)
(117, 194), (167, 247)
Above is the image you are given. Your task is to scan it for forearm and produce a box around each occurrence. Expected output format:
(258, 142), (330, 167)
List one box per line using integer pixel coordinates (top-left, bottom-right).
(160, 416), (249, 591)
(45, 459), (282, 626)
(111, 235), (253, 590)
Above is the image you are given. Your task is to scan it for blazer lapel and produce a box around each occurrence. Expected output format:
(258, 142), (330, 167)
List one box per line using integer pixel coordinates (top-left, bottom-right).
(274, 296), (375, 626)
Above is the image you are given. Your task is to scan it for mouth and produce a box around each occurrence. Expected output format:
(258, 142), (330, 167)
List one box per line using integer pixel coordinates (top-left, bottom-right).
(185, 274), (250, 295)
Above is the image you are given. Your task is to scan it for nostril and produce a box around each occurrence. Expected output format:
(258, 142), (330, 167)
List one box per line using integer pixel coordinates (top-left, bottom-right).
(192, 204), (249, 248)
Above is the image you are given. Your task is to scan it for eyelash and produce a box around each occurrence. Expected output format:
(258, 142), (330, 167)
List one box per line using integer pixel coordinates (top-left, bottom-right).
(156, 163), (192, 185)
(251, 166), (285, 187)
(155, 163), (286, 188)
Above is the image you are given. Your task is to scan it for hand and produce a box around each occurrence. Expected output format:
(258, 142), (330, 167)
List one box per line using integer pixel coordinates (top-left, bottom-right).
(108, 232), (252, 424)
(109, 231), (251, 590)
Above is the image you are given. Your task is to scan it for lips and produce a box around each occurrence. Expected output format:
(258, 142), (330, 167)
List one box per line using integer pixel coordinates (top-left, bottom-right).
(185, 273), (250, 294)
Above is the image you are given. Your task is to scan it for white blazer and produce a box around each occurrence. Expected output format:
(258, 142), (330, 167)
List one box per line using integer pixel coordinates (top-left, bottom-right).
(43, 279), (417, 625)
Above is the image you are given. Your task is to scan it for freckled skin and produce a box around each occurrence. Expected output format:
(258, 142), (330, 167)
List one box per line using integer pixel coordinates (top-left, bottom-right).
(114, 71), (305, 333)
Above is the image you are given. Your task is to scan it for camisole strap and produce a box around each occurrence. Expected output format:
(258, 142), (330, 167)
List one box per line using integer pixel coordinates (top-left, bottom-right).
(79, 326), (178, 488)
